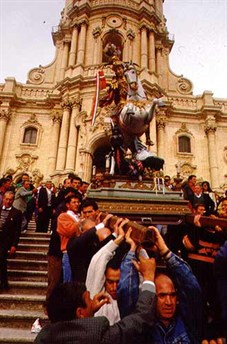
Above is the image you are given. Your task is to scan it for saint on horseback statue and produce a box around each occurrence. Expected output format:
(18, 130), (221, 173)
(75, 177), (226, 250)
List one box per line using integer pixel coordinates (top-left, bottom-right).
(98, 44), (164, 176)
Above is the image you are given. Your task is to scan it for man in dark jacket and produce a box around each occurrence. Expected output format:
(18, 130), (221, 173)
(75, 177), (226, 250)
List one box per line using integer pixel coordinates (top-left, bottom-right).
(36, 180), (55, 233)
(0, 191), (22, 290)
(34, 255), (157, 344)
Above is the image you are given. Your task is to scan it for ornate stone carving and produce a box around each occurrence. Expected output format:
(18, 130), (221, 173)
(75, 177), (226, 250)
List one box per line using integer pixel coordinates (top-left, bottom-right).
(204, 116), (217, 134)
(140, 23), (149, 31)
(177, 77), (193, 95)
(71, 97), (82, 110)
(168, 97), (197, 109)
(101, 16), (106, 28)
(15, 153), (38, 172)
(223, 146), (227, 164)
(180, 161), (197, 177)
(61, 98), (72, 110)
(51, 111), (62, 124)
(91, 106), (112, 135)
(78, 19), (88, 28)
(32, 168), (44, 187)
(76, 112), (89, 150)
(127, 29), (135, 40)
(123, 17), (127, 30)
(106, 15), (123, 28)
(21, 88), (48, 98)
(28, 67), (45, 85)
(92, 26), (102, 38)
(175, 123), (193, 136)
(156, 116), (166, 129)
(23, 114), (41, 127)
(0, 109), (11, 122)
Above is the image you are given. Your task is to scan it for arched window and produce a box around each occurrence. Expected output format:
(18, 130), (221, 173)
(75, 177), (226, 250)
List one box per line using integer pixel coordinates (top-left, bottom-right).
(178, 135), (191, 153)
(102, 31), (123, 63)
(23, 127), (37, 144)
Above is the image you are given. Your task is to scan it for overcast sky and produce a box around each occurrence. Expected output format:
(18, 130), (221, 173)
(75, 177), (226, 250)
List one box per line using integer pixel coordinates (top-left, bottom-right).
(0, 0), (226, 98)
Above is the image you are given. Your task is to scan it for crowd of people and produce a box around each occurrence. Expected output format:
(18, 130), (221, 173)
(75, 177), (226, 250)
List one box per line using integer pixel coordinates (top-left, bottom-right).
(0, 172), (227, 343)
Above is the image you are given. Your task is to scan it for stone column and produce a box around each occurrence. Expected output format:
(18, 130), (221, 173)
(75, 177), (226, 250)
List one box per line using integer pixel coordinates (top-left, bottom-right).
(133, 31), (140, 66)
(156, 44), (163, 85)
(65, 97), (81, 171)
(205, 116), (219, 188)
(48, 112), (62, 174)
(83, 151), (93, 182)
(92, 26), (101, 65)
(68, 26), (78, 66)
(156, 109), (167, 158)
(78, 150), (93, 182)
(55, 100), (72, 171)
(77, 21), (87, 65)
(140, 25), (148, 69)
(148, 30), (156, 73)
(123, 39), (129, 62)
(59, 39), (70, 80)
(127, 29), (135, 62)
(156, 45), (162, 75)
(0, 109), (11, 159)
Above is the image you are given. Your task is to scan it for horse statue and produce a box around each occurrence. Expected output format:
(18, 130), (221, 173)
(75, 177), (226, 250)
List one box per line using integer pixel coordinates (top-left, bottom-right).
(99, 48), (164, 175)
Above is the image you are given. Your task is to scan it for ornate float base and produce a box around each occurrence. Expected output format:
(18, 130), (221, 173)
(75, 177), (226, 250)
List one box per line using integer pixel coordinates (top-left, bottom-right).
(87, 176), (191, 226)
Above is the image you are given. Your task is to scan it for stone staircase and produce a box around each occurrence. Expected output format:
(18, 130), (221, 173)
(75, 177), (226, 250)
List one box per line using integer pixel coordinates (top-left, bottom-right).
(0, 220), (50, 343)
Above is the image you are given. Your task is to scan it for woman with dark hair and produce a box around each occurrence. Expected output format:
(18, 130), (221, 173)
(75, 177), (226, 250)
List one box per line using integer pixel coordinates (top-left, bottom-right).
(202, 181), (217, 211)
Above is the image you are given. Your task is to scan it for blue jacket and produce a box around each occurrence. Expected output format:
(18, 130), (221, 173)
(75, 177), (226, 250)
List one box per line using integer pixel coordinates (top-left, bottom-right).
(118, 251), (203, 344)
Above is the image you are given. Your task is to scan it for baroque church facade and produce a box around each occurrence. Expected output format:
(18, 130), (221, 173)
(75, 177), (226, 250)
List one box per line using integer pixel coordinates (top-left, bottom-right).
(0, 0), (226, 192)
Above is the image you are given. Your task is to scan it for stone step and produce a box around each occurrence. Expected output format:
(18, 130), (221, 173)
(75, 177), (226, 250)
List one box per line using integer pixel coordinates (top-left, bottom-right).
(20, 230), (50, 239)
(19, 236), (50, 245)
(7, 281), (47, 295)
(12, 250), (48, 261)
(0, 328), (37, 344)
(17, 243), (49, 252)
(8, 259), (48, 271)
(0, 220), (50, 343)
(0, 309), (48, 329)
(8, 269), (47, 282)
(0, 294), (45, 311)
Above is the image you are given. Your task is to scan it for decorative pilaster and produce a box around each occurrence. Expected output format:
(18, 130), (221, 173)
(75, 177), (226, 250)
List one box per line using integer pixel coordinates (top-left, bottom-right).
(0, 109), (11, 159)
(84, 151), (93, 182)
(78, 149), (93, 182)
(68, 25), (79, 66)
(48, 111), (62, 174)
(92, 26), (102, 65)
(148, 30), (156, 73)
(56, 100), (72, 171)
(140, 25), (148, 69)
(125, 29), (135, 62)
(156, 44), (162, 76)
(204, 115), (219, 188)
(156, 112), (167, 158)
(59, 38), (70, 80)
(77, 21), (87, 65)
(65, 97), (82, 171)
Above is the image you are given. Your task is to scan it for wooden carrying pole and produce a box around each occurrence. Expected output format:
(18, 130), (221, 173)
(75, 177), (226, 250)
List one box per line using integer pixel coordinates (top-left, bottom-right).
(185, 214), (227, 233)
(99, 213), (156, 247)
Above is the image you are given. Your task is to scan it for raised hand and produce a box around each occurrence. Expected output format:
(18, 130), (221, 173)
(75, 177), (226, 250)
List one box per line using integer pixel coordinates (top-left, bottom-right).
(91, 291), (110, 314)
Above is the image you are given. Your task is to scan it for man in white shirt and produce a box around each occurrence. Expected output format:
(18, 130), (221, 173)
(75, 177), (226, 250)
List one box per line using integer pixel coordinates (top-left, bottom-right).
(86, 218), (128, 325)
